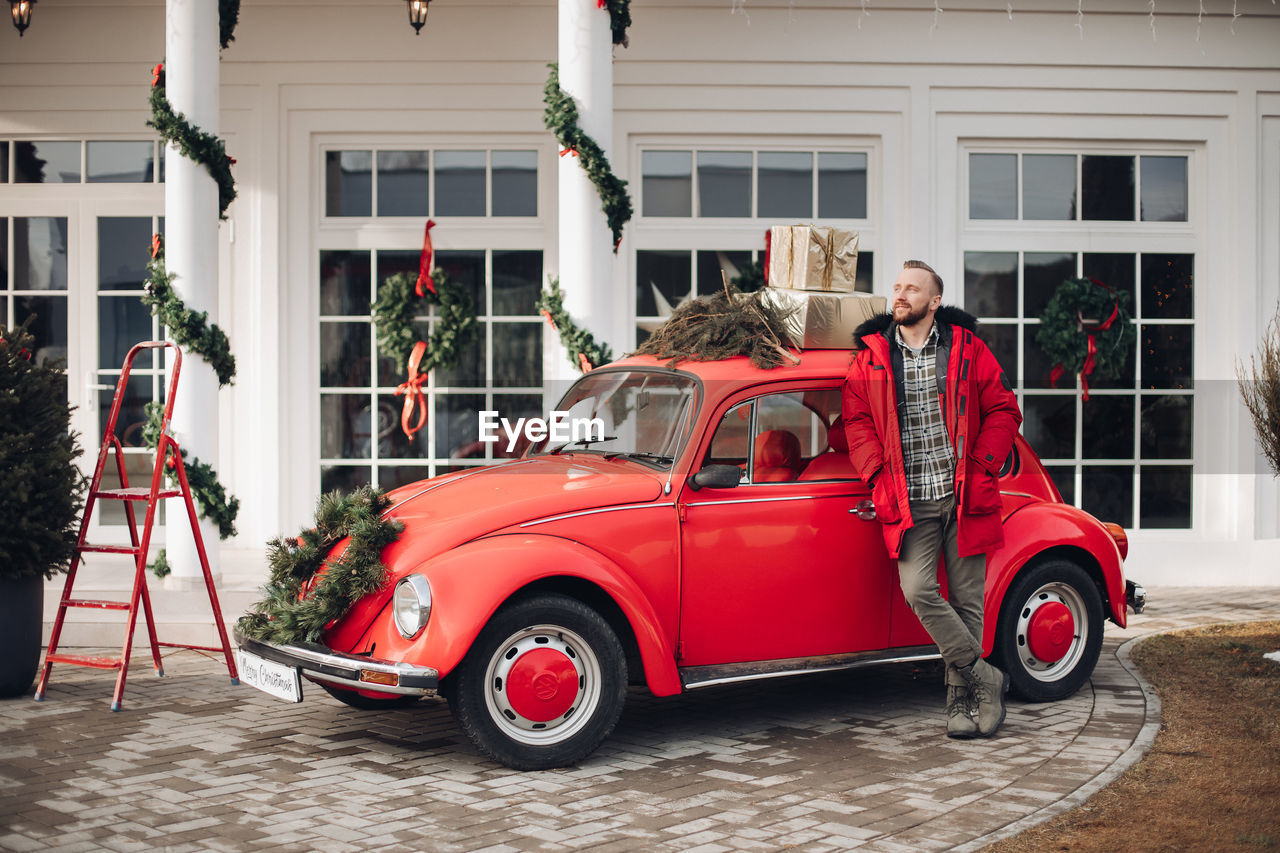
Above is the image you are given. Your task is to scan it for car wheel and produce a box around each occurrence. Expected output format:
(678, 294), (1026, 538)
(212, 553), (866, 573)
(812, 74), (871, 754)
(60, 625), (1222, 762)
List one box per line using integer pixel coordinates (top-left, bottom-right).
(448, 593), (627, 771)
(318, 682), (422, 710)
(993, 559), (1104, 702)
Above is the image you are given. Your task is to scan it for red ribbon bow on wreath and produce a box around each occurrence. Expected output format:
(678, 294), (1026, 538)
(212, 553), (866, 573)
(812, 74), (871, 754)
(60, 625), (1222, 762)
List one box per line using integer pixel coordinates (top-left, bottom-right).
(415, 220), (437, 297)
(1049, 277), (1120, 401)
(395, 340), (429, 440)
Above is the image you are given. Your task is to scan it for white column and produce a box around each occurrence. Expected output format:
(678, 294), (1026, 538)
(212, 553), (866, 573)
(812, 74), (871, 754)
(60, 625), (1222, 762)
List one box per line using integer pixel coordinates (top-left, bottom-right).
(164, 0), (221, 582)
(557, 0), (619, 373)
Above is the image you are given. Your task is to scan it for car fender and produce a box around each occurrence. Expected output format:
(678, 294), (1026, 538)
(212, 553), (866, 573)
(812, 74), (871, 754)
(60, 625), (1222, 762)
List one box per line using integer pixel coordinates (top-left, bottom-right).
(984, 501), (1128, 652)
(396, 533), (683, 697)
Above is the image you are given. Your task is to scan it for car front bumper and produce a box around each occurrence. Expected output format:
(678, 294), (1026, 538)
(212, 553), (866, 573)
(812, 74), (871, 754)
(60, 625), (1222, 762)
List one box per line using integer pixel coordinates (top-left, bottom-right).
(234, 628), (439, 696)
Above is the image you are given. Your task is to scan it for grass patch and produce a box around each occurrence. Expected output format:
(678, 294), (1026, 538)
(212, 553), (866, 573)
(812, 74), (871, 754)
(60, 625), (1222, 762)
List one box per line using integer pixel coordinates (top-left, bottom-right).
(983, 620), (1280, 852)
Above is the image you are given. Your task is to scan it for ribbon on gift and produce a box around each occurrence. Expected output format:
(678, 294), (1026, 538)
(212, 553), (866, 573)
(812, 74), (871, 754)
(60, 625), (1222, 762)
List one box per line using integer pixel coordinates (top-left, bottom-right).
(1049, 278), (1120, 401)
(816, 229), (836, 291)
(763, 228), (772, 286)
(395, 341), (429, 440)
(414, 220), (436, 297)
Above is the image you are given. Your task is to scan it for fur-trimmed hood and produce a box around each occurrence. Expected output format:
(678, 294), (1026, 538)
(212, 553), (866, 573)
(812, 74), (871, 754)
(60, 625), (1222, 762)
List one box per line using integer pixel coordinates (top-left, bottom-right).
(852, 305), (979, 351)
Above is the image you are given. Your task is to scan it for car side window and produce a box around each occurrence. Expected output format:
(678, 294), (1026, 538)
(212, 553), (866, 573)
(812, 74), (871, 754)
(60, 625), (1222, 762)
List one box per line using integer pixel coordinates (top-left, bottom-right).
(704, 389), (854, 485)
(705, 401), (752, 482)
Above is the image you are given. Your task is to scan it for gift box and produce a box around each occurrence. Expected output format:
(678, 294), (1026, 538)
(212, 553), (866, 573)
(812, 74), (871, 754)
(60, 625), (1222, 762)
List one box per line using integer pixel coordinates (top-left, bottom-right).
(761, 287), (887, 350)
(768, 225), (860, 292)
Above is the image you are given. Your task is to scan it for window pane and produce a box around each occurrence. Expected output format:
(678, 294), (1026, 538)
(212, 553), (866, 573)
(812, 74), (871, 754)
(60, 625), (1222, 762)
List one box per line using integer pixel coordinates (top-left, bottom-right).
(322, 465), (371, 494)
(320, 322), (371, 388)
(1081, 465), (1132, 528)
(99, 375), (152, 446)
(818, 152), (867, 219)
(433, 319), (484, 387)
(0, 218), (7, 287)
(642, 151), (692, 217)
(757, 152), (812, 219)
(697, 249), (752, 297)
(969, 154), (1017, 219)
(1080, 253), (1137, 391)
(492, 250), (542, 316)
(491, 393), (543, 459)
(87, 141), (155, 183)
(378, 465), (430, 491)
(492, 151), (537, 217)
(1022, 154), (1076, 220)
(14, 217), (69, 291)
(1023, 324), (1056, 390)
(99, 218), (151, 291)
(437, 393), (485, 459)
(1140, 395), (1192, 459)
(376, 319), (429, 387)
(493, 323), (542, 386)
(1081, 155), (1134, 221)
(376, 250), (420, 295)
(434, 151), (486, 216)
(0, 144), (8, 182)
(14, 141), (80, 183)
(697, 151), (751, 217)
(321, 393), (372, 458)
(1141, 325), (1193, 389)
(434, 250), (485, 316)
(1141, 253), (1193, 320)
(324, 151), (372, 217)
(377, 393), (428, 459)
(965, 251), (1018, 318)
(1044, 465), (1075, 504)
(16, 295), (68, 363)
(1023, 252), (1075, 320)
(319, 250), (371, 316)
(1139, 465), (1191, 528)
(1023, 395), (1075, 459)
(99, 296), (155, 371)
(376, 150), (429, 217)
(1140, 156), (1187, 222)
(978, 324), (1018, 388)
(855, 251), (874, 294)
(636, 250), (691, 317)
(1081, 394), (1134, 459)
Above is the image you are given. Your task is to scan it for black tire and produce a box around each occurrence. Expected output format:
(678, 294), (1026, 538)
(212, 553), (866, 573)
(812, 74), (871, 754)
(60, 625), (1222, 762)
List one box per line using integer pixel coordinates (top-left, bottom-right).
(993, 559), (1105, 702)
(447, 593), (628, 771)
(318, 682), (422, 710)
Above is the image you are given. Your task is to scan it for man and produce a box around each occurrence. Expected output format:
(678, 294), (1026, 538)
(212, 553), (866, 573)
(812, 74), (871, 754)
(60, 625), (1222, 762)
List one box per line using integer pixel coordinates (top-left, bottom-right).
(842, 260), (1022, 739)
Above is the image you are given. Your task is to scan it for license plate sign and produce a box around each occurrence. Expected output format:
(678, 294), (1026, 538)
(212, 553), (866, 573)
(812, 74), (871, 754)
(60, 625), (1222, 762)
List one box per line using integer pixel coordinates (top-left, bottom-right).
(237, 649), (303, 703)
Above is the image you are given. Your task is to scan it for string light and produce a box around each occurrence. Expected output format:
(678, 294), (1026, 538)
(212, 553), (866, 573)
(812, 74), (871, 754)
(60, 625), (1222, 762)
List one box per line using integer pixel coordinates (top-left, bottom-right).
(1149, 0), (1157, 41)
(931, 0), (943, 33)
(1075, 0), (1085, 40)
(730, 0), (749, 25)
(859, 0), (870, 31)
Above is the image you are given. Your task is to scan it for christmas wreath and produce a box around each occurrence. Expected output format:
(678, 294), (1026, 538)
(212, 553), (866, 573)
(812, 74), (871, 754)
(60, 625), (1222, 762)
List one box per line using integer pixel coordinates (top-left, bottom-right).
(237, 486), (403, 645)
(538, 277), (614, 373)
(1036, 277), (1134, 399)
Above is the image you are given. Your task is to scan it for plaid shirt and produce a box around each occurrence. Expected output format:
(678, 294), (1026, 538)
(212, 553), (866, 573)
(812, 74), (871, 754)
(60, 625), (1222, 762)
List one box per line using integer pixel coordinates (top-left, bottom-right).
(896, 323), (955, 501)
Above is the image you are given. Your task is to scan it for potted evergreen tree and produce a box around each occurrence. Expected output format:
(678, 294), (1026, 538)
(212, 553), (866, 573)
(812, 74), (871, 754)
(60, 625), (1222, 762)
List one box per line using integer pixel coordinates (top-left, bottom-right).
(0, 319), (84, 698)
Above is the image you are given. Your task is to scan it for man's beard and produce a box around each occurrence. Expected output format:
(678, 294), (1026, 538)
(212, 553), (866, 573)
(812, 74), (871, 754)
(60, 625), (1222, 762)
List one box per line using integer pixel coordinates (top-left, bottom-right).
(894, 302), (931, 328)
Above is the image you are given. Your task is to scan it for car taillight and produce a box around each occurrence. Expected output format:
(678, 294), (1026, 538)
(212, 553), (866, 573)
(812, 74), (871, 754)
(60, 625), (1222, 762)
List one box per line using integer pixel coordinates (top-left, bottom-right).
(1104, 522), (1128, 561)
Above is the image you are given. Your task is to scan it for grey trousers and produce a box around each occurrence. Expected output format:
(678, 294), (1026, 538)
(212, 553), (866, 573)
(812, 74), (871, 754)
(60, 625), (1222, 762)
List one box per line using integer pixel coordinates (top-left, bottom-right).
(897, 494), (986, 687)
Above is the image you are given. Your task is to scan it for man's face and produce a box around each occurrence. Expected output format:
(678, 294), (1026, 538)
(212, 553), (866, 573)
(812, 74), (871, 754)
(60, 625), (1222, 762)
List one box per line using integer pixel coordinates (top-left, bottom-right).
(892, 267), (942, 327)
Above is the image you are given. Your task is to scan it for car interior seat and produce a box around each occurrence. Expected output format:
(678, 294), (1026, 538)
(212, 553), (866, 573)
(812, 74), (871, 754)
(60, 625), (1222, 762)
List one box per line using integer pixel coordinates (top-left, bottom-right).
(798, 416), (858, 481)
(753, 429), (802, 482)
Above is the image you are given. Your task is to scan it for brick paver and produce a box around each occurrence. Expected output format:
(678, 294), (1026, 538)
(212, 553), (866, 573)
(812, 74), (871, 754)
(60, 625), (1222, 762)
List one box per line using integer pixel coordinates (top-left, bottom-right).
(2, 586), (1277, 852)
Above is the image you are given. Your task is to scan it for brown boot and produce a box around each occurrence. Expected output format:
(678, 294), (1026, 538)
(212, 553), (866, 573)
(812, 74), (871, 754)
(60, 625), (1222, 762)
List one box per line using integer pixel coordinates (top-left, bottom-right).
(957, 658), (1009, 737)
(945, 684), (978, 739)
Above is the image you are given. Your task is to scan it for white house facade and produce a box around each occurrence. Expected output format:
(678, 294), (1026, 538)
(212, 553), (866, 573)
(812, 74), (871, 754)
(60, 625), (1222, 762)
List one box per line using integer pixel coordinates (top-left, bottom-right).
(2, 0), (1279, 601)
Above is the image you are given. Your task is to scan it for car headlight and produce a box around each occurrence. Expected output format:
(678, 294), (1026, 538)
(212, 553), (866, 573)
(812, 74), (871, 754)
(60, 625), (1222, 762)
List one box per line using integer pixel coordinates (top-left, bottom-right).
(392, 574), (432, 639)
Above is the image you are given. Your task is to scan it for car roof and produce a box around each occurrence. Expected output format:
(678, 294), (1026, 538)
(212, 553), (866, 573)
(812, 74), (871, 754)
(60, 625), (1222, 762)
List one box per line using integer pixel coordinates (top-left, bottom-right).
(608, 349), (856, 385)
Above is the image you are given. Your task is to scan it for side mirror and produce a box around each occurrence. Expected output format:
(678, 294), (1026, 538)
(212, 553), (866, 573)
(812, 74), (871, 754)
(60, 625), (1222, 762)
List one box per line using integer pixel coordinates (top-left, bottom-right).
(688, 464), (743, 491)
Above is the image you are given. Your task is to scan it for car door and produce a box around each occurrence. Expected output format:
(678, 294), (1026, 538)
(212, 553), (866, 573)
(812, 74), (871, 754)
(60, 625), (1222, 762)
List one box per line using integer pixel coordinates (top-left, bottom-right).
(676, 384), (895, 667)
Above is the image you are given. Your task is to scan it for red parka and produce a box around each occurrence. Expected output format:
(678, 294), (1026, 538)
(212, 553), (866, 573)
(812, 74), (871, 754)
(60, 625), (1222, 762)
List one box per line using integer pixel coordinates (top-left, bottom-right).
(842, 306), (1022, 559)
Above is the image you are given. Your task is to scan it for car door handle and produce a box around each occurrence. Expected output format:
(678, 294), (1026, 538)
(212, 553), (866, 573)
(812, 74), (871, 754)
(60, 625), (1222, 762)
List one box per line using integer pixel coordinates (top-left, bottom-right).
(850, 499), (876, 521)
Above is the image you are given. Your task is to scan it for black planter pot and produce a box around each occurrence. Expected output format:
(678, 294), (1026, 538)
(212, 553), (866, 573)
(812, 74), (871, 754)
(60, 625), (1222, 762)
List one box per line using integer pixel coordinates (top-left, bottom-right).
(0, 573), (45, 698)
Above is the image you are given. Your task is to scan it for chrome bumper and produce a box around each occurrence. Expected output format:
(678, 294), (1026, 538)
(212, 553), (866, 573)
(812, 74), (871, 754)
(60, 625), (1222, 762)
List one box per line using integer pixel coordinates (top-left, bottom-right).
(1126, 579), (1147, 614)
(234, 628), (438, 697)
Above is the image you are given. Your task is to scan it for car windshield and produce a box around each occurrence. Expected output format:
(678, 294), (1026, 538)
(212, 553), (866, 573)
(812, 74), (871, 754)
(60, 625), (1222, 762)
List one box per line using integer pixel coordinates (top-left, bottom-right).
(530, 370), (699, 468)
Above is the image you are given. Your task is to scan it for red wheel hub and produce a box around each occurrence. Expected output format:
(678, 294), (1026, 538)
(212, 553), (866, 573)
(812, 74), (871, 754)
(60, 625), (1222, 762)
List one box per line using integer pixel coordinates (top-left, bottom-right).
(1027, 601), (1075, 663)
(504, 648), (579, 722)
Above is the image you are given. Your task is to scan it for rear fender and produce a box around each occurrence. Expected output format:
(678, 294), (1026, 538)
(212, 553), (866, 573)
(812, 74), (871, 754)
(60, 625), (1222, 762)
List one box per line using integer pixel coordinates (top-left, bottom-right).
(379, 534), (682, 696)
(984, 502), (1128, 652)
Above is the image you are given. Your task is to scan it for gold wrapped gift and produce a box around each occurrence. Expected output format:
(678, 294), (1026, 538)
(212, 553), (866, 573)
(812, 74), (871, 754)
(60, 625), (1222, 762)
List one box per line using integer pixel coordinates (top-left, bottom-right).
(768, 225), (860, 292)
(761, 287), (887, 350)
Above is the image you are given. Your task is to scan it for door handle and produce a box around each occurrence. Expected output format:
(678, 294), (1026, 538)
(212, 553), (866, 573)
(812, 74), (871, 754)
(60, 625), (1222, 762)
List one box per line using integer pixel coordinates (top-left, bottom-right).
(850, 499), (876, 521)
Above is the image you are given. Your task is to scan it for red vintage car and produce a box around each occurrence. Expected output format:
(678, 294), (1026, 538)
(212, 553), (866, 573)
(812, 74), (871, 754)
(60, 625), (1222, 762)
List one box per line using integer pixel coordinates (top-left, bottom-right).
(235, 349), (1140, 770)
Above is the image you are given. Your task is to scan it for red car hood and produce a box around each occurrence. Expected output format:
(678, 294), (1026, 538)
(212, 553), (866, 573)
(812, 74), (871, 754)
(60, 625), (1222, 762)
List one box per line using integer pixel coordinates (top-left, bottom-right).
(378, 454), (665, 575)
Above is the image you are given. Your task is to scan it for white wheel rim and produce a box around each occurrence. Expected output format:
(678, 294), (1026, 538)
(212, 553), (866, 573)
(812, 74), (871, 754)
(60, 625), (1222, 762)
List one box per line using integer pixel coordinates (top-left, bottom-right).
(483, 623), (603, 747)
(1014, 581), (1089, 682)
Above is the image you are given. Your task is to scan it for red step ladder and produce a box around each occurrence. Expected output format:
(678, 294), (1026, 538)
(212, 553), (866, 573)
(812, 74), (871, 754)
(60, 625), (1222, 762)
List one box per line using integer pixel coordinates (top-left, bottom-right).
(35, 341), (238, 710)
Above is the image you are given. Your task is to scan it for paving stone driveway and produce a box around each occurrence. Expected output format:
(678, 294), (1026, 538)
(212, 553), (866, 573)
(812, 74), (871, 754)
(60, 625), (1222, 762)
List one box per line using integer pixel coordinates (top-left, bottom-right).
(2, 586), (1277, 852)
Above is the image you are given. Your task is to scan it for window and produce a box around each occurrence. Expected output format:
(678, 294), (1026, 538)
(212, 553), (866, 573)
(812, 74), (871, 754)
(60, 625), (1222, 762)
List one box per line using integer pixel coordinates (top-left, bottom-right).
(704, 389), (845, 484)
(324, 148), (538, 218)
(965, 147), (1194, 529)
(1, 140), (162, 185)
(1, 217), (69, 364)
